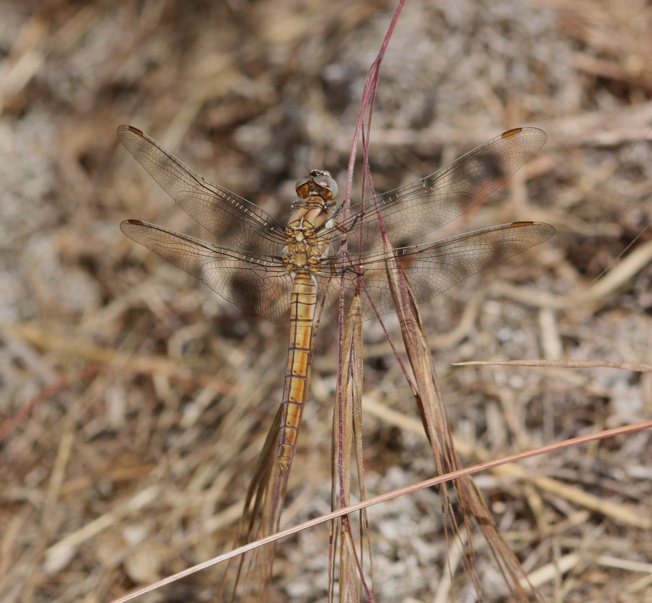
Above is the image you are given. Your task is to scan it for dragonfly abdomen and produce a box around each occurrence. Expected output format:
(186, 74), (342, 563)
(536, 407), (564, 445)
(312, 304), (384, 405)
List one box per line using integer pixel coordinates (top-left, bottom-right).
(277, 273), (318, 474)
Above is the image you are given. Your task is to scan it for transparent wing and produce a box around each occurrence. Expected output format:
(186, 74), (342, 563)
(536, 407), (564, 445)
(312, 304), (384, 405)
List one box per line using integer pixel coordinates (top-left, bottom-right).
(320, 221), (555, 319)
(118, 126), (287, 255)
(120, 127), (552, 324)
(121, 219), (293, 324)
(330, 128), (547, 253)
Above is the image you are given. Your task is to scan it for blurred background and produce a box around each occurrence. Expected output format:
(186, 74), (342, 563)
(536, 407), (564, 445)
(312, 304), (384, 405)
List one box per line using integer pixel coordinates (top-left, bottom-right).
(1, 0), (651, 601)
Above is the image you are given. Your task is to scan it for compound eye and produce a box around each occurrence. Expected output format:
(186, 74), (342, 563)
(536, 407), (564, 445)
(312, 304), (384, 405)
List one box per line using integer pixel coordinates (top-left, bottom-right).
(310, 170), (338, 199)
(295, 176), (312, 199)
(296, 170), (339, 200)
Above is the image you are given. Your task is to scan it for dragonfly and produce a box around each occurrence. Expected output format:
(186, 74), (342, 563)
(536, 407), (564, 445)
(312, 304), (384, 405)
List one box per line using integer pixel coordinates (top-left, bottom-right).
(119, 125), (555, 474)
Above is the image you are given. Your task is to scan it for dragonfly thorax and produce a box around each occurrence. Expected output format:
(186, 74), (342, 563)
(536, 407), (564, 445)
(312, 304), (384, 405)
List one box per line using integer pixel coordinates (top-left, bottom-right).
(282, 170), (338, 275)
(282, 216), (331, 274)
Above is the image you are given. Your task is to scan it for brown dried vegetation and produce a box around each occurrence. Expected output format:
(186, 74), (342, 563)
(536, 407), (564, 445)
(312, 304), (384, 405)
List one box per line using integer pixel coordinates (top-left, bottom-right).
(1, 0), (651, 601)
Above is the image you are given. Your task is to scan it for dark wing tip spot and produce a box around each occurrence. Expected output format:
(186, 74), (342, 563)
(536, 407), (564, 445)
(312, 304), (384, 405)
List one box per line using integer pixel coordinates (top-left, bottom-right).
(117, 125), (144, 139)
(502, 127), (523, 138)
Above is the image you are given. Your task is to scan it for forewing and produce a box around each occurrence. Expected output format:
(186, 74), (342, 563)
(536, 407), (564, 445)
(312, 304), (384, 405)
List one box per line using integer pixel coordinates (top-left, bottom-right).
(118, 126), (286, 254)
(331, 128), (547, 253)
(121, 219), (292, 324)
(321, 221), (555, 320)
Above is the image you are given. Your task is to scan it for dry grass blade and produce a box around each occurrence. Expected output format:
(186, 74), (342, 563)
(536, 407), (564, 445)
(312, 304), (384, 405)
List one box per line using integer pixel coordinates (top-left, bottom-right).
(455, 359), (652, 373)
(329, 294), (373, 602)
(219, 404), (288, 601)
(382, 251), (540, 601)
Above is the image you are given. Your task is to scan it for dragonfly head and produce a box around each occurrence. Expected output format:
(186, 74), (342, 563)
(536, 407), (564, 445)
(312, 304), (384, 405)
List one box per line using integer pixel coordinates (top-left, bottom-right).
(295, 169), (338, 202)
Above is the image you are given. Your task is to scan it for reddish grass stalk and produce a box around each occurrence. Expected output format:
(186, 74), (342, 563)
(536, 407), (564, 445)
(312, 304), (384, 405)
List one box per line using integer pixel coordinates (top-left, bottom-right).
(110, 419), (652, 603)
